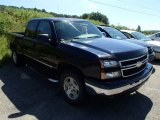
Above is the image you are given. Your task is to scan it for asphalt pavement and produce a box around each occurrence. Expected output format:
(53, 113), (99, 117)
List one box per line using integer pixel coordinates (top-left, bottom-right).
(0, 61), (159, 120)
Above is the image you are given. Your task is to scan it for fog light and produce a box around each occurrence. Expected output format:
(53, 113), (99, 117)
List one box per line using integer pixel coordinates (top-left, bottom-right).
(105, 71), (121, 79)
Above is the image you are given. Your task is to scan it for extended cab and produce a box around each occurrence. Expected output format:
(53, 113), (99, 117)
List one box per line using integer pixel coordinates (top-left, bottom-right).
(9, 18), (153, 105)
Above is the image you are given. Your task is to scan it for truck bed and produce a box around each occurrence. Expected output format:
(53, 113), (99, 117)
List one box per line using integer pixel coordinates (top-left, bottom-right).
(8, 32), (26, 50)
(9, 32), (25, 37)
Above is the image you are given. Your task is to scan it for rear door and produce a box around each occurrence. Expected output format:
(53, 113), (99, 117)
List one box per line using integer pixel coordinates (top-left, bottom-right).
(22, 20), (39, 58)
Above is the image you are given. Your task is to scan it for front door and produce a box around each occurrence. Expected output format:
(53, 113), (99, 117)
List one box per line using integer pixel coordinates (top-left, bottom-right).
(34, 21), (59, 77)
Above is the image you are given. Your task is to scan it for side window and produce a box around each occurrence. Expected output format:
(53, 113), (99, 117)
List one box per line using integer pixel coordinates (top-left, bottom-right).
(37, 21), (52, 36)
(156, 33), (160, 37)
(97, 27), (110, 38)
(25, 20), (39, 38)
(123, 32), (134, 38)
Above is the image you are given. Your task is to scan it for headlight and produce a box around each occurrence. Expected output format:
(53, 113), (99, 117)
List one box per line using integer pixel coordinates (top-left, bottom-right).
(101, 60), (118, 68)
(105, 71), (121, 79)
(100, 60), (121, 80)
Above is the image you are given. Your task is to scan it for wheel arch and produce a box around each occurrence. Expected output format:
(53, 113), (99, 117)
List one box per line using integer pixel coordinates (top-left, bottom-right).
(57, 62), (85, 80)
(10, 43), (17, 51)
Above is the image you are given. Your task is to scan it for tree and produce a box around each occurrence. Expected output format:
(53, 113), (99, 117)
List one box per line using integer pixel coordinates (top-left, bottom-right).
(81, 12), (109, 25)
(110, 24), (131, 30)
(81, 13), (89, 19)
(42, 9), (46, 12)
(142, 30), (160, 35)
(20, 6), (24, 9)
(34, 7), (37, 11)
(88, 12), (109, 25)
(136, 25), (141, 32)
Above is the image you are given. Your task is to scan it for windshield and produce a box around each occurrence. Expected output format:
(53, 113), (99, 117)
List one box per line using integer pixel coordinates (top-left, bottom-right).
(104, 27), (128, 39)
(132, 32), (151, 41)
(54, 21), (102, 41)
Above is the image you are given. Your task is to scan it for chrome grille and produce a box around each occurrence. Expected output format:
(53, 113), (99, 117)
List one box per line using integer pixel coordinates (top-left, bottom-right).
(119, 54), (148, 77)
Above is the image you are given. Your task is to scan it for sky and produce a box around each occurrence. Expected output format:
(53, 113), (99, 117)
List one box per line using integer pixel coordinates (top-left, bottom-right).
(1, 0), (160, 30)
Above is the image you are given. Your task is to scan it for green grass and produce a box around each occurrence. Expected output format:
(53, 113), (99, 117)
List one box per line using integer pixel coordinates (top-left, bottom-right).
(0, 35), (11, 67)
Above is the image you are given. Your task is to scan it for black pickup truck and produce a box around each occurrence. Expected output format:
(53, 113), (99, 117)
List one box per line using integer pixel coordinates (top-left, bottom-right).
(9, 18), (153, 105)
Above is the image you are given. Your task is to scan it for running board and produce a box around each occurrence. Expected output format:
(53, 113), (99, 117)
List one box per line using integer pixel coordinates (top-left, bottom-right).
(26, 64), (59, 83)
(48, 78), (59, 83)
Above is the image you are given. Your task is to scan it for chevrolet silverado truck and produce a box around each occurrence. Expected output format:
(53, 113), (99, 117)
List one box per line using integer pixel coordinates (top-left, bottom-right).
(9, 18), (153, 105)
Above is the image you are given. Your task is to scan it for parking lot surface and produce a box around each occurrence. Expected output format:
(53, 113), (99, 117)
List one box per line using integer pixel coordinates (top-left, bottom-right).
(0, 61), (159, 120)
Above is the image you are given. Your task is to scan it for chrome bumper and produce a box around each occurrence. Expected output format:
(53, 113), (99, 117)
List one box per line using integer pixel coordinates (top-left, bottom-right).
(86, 66), (153, 96)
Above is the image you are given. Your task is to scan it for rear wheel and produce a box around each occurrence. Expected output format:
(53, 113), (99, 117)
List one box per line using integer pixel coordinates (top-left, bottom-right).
(12, 50), (23, 66)
(60, 71), (85, 105)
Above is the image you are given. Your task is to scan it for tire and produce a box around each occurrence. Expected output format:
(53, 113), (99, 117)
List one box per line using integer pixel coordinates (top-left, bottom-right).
(60, 70), (85, 105)
(12, 50), (23, 66)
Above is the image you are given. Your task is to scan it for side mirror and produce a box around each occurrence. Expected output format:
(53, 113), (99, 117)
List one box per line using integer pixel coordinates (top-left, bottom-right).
(37, 34), (51, 43)
(102, 32), (106, 37)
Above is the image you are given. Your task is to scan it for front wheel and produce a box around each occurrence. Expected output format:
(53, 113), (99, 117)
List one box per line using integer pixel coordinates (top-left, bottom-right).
(60, 71), (85, 105)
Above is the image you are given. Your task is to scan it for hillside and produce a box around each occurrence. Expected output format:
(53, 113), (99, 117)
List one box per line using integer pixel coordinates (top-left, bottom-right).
(0, 5), (53, 34)
(0, 5), (107, 35)
(0, 5), (54, 65)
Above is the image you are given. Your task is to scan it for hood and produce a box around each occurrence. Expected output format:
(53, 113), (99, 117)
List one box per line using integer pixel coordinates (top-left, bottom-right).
(140, 38), (151, 41)
(64, 38), (147, 60)
(146, 40), (160, 47)
(124, 39), (150, 47)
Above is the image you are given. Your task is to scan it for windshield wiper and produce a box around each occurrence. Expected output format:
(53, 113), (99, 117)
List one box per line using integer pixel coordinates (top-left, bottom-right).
(61, 35), (101, 42)
(74, 35), (101, 39)
(87, 35), (100, 38)
(73, 37), (81, 39)
(61, 38), (81, 43)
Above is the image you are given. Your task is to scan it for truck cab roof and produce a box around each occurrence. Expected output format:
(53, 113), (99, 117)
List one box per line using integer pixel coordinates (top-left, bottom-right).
(30, 17), (88, 22)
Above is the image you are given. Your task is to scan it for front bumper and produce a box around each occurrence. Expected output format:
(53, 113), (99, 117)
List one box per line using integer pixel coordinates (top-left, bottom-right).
(85, 63), (153, 96)
(149, 52), (155, 62)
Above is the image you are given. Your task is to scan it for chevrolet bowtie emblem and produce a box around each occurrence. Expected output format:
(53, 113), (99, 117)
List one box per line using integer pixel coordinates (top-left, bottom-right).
(136, 61), (143, 68)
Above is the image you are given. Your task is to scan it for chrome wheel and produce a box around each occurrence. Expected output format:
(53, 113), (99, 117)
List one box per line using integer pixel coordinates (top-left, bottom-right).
(12, 51), (17, 64)
(63, 77), (80, 100)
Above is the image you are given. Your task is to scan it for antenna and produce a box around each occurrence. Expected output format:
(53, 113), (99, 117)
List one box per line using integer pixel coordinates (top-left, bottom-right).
(57, 3), (59, 18)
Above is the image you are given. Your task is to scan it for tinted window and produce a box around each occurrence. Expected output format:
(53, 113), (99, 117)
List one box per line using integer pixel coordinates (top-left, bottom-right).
(132, 32), (151, 41)
(104, 28), (127, 39)
(37, 21), (52, 36)
(97, 27), (111, 37)
(54, 21), (102, 41)
(25, 20), (39, 38)
(123, 32), (134, 39)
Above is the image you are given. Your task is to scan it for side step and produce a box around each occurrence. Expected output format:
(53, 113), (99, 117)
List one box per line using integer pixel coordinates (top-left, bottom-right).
(26, 64), (59, 83)
(48, 78), (59, 83)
